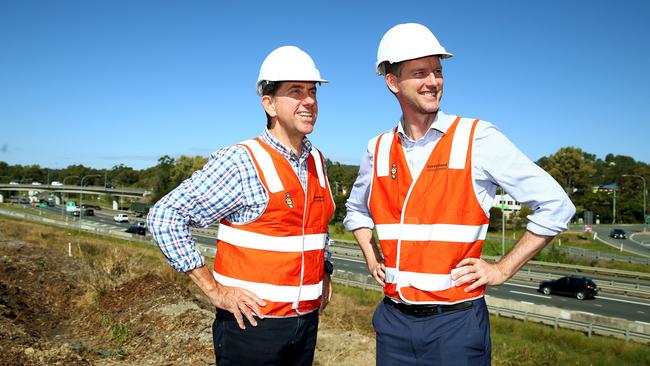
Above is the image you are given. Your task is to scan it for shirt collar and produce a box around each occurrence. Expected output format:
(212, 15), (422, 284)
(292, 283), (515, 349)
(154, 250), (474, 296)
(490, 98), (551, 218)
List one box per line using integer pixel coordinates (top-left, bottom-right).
(396, 110), (455, 140)
(260, 129), (312, 161)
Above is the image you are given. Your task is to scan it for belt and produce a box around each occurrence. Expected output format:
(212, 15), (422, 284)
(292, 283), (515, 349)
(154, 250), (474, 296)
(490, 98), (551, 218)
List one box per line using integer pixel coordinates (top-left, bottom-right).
(383, 297), (473, 317)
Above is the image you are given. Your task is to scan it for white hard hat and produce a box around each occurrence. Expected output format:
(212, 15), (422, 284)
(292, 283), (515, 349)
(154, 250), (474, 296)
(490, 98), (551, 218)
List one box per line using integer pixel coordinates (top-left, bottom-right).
(256, 46), (328, 96)
(376, 23), (453, 75)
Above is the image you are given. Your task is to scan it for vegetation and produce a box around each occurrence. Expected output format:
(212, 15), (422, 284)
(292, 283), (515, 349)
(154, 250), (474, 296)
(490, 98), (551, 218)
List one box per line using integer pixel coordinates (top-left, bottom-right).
(1, 146), (648, 224)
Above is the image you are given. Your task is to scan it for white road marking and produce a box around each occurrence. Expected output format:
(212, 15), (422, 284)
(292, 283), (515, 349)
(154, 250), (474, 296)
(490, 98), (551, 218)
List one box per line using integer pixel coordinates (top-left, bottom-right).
(509, 290), (551, 299)
(597, 296), (650, 307)
(504, 283), (538, 290)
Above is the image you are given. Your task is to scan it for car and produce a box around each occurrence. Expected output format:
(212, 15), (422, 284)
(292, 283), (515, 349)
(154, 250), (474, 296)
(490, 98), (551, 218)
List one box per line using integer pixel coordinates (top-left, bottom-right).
(113, 213), (129, 223)
(135, 221), (146, 228)
(125, 225), (146, 235)
(9, 181), (18, 185)
(51, 181), (63, 186)
(538, 275), (599, 300)
(72, 210), (80, 217)
(609, 228), (626, 239)
(83, 209), (95, 216)
(31, 182), (42, 185)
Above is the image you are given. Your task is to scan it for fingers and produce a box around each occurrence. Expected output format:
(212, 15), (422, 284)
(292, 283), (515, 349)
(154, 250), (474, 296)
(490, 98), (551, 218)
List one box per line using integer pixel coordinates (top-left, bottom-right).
(373, 263), (386, 287)
(319, 277), (333, 314)
(239, 302), (258, 327)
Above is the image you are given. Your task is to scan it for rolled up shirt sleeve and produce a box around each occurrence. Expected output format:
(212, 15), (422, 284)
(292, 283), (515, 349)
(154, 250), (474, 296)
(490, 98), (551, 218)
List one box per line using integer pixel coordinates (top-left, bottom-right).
(344, 136), (379, 231)
(473, 122), (576, 236)
(147, 146), (249, 272)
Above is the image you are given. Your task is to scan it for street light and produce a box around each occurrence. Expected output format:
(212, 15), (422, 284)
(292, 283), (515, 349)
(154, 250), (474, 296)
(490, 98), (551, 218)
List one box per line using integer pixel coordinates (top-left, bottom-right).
(61, 175), (79, 215)
(79, 174), (100, 224)
(623, 174), (647, 232)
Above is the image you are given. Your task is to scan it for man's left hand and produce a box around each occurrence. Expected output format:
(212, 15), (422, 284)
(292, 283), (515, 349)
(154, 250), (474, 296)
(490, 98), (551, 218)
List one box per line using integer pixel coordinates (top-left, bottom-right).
(452, 258), (509, 292)
(319, 273), (333, 314)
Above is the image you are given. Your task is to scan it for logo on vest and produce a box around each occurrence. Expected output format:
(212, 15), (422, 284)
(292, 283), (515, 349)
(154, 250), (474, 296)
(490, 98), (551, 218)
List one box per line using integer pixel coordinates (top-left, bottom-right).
(313, 195), (325, 202)
(391, 163), (397, 179)
(285, 192), (294, 208)
(426, 163), (448, 171)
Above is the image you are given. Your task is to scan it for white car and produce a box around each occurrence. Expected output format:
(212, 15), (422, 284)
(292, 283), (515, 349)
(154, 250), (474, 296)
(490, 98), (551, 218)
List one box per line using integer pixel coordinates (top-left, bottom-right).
(51, 181), (63, 186)
(113, 214), (129, 223)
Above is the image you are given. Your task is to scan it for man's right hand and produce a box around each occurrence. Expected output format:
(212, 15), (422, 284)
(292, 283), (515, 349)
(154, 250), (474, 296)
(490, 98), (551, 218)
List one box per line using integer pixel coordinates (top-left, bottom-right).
(186, 266), (266, 330)
(209, 283), (266, 330)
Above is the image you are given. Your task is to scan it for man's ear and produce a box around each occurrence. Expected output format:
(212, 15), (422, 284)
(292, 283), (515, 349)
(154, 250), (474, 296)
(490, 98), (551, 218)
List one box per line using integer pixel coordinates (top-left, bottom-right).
(385, 73), (399, 94)
(261, 95), (277, 118)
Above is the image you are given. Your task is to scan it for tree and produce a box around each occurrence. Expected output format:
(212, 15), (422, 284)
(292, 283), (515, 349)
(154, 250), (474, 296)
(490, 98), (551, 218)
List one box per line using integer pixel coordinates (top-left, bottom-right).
(537, 147), (596, 194)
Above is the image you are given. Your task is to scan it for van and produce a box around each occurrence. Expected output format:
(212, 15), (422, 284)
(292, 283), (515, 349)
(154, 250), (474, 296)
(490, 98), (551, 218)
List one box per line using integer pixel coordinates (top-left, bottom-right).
(113, 213), (129, 223)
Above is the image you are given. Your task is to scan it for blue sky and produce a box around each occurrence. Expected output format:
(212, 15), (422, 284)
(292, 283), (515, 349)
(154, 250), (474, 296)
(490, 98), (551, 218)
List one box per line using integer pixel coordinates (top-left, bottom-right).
(1, 0), (649, 170)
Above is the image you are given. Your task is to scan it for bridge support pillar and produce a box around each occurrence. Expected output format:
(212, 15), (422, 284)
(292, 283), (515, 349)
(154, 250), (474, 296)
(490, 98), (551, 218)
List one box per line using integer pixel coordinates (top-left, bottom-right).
(112, 197), (120, 210)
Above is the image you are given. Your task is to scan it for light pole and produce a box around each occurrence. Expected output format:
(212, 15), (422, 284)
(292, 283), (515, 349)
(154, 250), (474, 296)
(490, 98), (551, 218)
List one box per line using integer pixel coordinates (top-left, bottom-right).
(79, 174), (100, 224)
(623, 174), (647, 232)
(61, 175), (79, 215)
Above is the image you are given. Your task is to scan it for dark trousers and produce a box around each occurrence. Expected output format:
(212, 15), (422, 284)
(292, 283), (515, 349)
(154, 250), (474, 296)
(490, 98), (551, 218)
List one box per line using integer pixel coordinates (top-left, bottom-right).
(213, 310), (319, 366)
(373, 297), (491, 366)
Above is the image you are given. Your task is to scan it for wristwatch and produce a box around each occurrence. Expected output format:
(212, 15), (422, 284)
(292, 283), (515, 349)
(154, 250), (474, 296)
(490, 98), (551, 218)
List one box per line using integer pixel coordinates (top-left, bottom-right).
(324, 260), (334, 275)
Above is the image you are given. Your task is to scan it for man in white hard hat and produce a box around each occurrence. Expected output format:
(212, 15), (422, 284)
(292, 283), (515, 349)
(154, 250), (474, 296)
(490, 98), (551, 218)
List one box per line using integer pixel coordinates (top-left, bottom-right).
(344, 23), (575, 365)
(148, 45), (336, 365)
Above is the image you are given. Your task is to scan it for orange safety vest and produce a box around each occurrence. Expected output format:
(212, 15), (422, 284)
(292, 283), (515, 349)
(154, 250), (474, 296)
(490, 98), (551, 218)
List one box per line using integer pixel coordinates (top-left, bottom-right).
(368, 117), (489, 304)
(213, 138), (335, 317)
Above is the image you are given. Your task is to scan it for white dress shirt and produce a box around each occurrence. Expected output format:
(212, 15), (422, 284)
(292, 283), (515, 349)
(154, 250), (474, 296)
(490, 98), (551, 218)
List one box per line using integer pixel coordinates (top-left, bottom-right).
(343, 111), (575, 237)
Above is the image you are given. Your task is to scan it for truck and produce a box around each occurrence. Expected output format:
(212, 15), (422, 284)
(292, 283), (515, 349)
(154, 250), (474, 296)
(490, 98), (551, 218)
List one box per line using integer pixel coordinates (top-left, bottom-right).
(130, 202), (153, 218)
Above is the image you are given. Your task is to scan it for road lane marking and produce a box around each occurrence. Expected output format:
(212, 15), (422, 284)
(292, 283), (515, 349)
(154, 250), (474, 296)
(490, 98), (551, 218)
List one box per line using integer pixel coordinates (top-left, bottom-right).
(597, 296), (650, 307)
(509, 290), (550, 299)
(594, 304), (603, 307)
(503, 283), (538, 290)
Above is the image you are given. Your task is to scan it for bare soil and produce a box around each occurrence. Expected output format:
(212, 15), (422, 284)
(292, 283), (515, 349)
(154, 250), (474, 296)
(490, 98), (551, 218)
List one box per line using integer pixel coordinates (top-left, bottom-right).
(0, 226), (373, 365)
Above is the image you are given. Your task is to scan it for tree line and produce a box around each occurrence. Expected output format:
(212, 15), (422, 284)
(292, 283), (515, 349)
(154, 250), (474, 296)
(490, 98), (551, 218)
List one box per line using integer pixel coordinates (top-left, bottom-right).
(1, 147), (648, 224)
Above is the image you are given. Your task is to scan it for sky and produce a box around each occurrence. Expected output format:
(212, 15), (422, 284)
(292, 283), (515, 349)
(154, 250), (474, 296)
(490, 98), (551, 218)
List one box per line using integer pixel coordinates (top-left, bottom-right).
(1, 0), (649, 170)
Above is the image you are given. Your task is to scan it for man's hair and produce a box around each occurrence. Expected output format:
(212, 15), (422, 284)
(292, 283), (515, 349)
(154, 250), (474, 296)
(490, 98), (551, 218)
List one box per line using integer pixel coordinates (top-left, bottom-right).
(260, 81), (281, 129)
(380, 61), (404, 78)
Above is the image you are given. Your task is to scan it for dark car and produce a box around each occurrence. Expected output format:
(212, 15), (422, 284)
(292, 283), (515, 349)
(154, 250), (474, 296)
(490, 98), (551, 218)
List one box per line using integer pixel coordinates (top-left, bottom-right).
(83, 209), (95, 216)
(125, 225), (146, 236)
(72, 210), (80, 217)
(609, 228), (626, 239)
(538, 275), (599, 300)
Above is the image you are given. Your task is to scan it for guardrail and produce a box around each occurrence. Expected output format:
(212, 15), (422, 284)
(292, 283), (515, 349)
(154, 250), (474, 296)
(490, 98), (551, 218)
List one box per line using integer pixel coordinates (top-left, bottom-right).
(557, 246), (650, 265)
(489, 306), (650, 344)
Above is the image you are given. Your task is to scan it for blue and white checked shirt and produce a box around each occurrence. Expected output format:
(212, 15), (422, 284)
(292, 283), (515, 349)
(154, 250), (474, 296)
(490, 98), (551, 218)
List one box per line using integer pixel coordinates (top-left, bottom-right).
(148, 129), (322, 272)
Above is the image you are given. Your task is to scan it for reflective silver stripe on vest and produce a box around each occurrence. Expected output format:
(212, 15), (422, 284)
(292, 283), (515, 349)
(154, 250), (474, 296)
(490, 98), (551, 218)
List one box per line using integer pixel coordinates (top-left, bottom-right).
(240, 139), (284, 193)
(376, 223), (488, 242)
(217, 224), (327, 252)
(310, 148), (326, 188)
(448, 118), (474, 170)
(213, 271), (323, 302)
(385, 266), (470, 292)
(376, 132), (394, 177)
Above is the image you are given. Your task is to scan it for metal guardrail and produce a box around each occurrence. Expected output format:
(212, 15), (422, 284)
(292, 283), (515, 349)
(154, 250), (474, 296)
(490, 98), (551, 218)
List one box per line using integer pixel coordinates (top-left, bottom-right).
(557, 246), (650, 265)
(489, 307), (650, 344)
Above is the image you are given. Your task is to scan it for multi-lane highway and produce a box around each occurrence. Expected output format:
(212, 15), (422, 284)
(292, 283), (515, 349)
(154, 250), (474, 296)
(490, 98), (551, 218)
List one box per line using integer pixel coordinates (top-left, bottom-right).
(10, 203), (650, 324)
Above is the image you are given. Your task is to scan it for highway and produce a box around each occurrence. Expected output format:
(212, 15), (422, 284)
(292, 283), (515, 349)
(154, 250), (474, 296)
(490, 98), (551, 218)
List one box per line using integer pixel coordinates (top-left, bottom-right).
(11, 203), (650, 324)
(589, 224), (650, 257)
